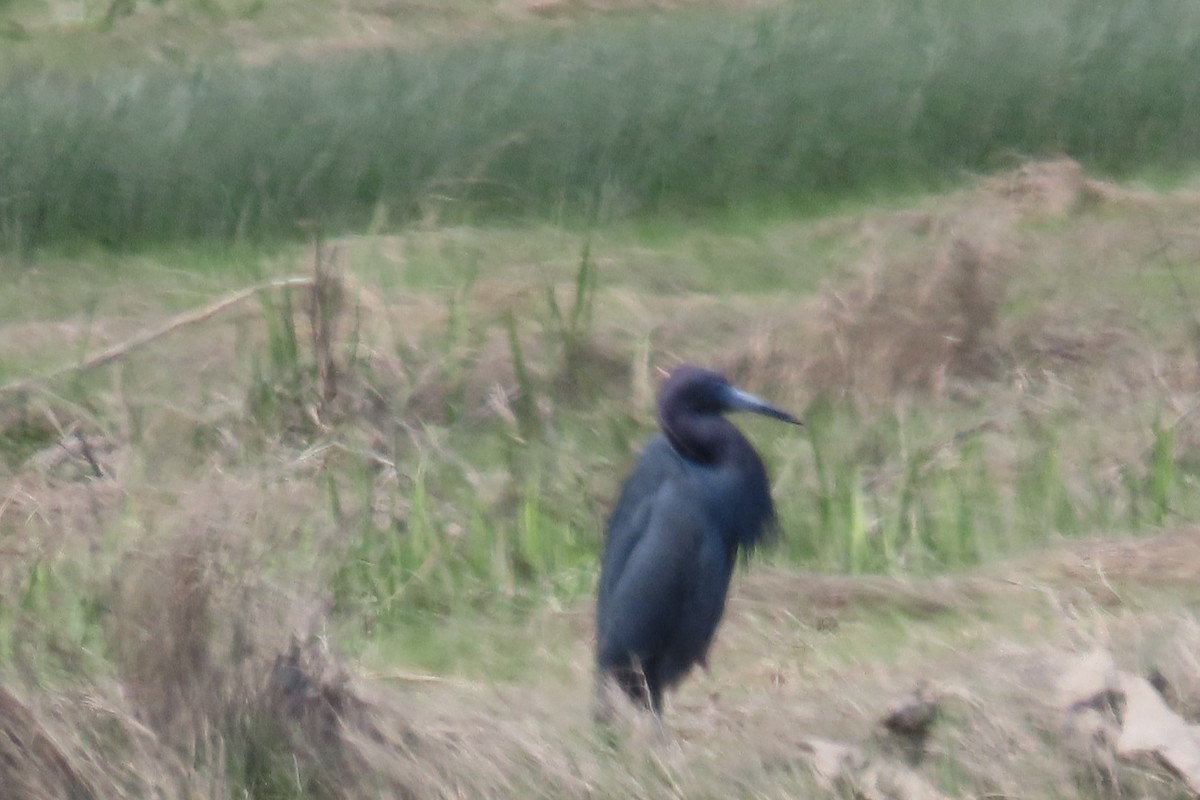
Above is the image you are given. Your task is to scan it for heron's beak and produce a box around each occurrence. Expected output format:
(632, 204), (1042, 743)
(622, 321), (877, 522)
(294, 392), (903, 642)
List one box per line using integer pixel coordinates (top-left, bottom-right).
(724, 386), (803, 426)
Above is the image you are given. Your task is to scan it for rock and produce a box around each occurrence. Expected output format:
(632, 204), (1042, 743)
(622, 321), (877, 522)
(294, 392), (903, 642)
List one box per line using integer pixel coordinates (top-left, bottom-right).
(1058, 649), (1200, 794)
(798, 737), (867, 791)
(798, 736), (951, 800)
(1115, 673), (1200, 793)
(880, 682), (941, 764)
(1056, 649), (1121, 712)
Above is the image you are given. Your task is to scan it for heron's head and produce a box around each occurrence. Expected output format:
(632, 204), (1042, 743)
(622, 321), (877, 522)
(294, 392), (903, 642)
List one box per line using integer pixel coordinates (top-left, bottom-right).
(657, 365), (803, 427)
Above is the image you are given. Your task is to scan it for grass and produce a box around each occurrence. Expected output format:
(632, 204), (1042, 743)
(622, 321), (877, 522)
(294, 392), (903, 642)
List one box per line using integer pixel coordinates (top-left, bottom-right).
(0, 0), (513, 73)
(3, 160), (1200, 796)
(8, 166), (1200, 595)
(4, 0), (1200, 248)
(4, 0), (1200, 794)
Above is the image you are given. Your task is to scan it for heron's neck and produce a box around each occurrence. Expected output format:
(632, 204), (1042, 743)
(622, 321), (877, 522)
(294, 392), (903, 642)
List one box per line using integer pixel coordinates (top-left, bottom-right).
(660, 411), (735, 464)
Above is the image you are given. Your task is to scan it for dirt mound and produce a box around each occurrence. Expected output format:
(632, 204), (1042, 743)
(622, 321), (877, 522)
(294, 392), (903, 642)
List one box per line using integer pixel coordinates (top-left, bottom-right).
(983, 158), (1127, 219)
(1013, 526), (1200, 589)
(716, 159), (1172, 406)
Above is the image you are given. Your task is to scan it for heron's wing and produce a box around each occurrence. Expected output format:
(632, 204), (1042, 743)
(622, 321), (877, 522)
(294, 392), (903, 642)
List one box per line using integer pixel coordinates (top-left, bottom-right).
(597, 435), (682, 615)
(596, 483), (732, 686)
(720, 438), (778, 558)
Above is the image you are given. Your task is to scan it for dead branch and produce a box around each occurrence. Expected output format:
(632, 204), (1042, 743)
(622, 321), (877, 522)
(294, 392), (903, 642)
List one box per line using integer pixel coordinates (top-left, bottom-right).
(0, 276), (315, 398)
(306, 234), (343, 421)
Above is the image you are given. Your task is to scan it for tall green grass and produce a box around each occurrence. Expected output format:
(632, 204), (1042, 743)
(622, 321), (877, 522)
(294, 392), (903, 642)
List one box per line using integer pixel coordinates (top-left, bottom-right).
(4, 0), (1200, 248)
(773, 402), (1200, 575)
(327, 251), (607, 628)
(324, 390), (1200, 632)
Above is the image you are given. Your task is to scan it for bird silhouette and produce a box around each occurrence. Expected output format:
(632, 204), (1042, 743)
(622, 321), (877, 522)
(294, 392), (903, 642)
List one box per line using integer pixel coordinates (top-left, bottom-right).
(595, 364), (801, 718)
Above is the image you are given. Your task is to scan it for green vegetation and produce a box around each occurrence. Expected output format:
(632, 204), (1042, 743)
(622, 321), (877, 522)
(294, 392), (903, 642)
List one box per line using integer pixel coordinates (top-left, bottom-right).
(5, 159), (1200, 800)
(4, 0), (1200, 248)
(12, 171), (1199, 662)
(4, 1), (1200, 797)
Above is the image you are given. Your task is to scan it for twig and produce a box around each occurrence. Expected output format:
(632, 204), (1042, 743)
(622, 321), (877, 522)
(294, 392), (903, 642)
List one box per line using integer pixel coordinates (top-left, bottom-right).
(862, 412), (1014, 492)
(306, 231), (343, 419)
(364, 670), (473, 687)
(74, 429), (105, 479)
(0, 276), (315, 397)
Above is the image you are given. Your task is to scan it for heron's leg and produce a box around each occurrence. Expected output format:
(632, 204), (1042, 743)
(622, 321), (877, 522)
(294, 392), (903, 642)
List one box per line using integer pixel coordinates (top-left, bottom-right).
(645, 672), (670, 743)
(608, 658), (654, 710)
(646, 671), (664, 717)
(593, 668), (616, 725)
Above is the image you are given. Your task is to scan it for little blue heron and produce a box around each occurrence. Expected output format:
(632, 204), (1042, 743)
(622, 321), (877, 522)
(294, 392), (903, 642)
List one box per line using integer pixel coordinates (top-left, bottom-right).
(594, 365), (801, 718)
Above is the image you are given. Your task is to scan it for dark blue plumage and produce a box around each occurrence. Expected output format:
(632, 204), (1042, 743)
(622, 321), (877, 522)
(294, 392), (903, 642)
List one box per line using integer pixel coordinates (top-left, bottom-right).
(595, 365), (801, 716)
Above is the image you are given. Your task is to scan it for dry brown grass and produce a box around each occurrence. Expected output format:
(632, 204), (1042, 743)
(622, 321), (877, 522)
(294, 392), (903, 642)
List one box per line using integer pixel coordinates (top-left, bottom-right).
(516, 0), (781, 17)
(717, 160), (1175, 409)
(5, 504), (1200, 799)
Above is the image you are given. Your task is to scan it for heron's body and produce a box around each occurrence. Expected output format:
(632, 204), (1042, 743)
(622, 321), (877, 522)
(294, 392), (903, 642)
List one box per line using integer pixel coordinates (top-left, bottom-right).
(594, 366), (800, 716)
